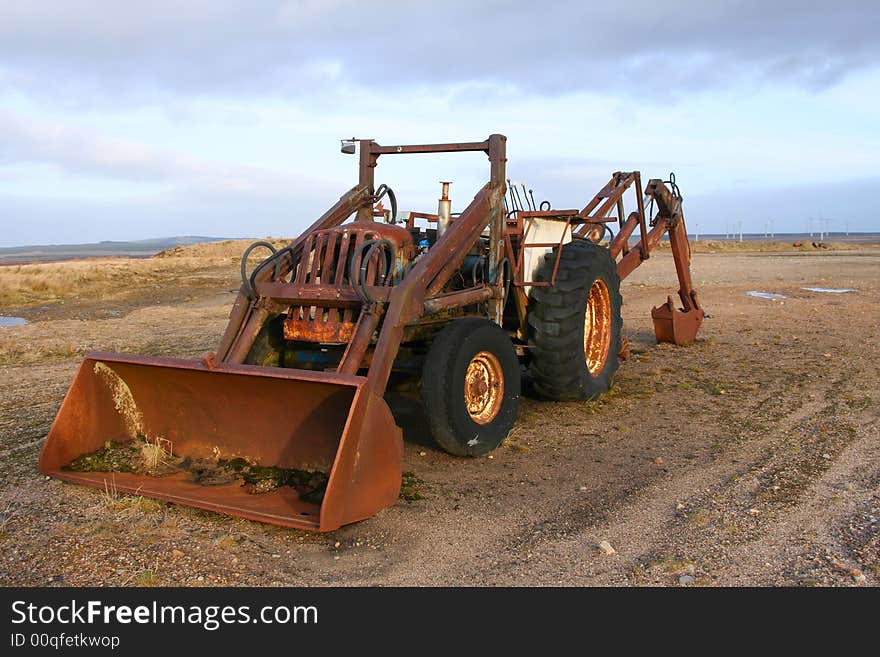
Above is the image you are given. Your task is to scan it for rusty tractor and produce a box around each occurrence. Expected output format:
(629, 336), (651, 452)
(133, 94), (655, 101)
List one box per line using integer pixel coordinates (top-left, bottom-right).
(40, 135), (704, 531)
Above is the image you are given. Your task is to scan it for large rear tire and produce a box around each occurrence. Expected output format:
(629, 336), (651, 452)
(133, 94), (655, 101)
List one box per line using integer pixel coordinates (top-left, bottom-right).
(528, 239), (622, 400)
(422, 318), (521, 456)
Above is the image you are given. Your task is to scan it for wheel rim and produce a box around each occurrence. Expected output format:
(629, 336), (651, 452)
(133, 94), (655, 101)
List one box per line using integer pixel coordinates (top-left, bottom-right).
(464, 351), (504, 424)
(584, 279), (612, 376)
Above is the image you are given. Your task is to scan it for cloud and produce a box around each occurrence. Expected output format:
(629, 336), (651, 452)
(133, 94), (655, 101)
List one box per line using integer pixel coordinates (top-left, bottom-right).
(0, 110), (333, 197)
(1, 3), (877, 246)
(0, 110), (344, 247)
(0, 111), (181, 182)
(1, 1), (877, 105)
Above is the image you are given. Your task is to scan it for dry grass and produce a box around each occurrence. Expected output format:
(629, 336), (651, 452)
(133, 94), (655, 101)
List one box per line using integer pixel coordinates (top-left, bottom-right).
(99, 479), (165, 516)
(138, 437), (174, 472)
(0, 496), (18, 539)
(131, 568), (162, 587)
(215, 534), (238, 550)
(152, 238), (290, 260)
(0, 238), (290, 307)
(3, 237), (875, 308)
(0, 337), (82, 365)
(129, 561), (165, 587)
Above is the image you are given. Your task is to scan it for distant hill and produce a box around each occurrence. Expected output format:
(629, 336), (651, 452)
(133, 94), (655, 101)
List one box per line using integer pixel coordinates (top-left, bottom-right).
(0, 236), (228, 264)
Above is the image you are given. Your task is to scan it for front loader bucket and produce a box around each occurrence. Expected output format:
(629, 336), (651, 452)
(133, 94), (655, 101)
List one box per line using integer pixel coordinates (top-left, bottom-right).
(39, 352), (403, 531)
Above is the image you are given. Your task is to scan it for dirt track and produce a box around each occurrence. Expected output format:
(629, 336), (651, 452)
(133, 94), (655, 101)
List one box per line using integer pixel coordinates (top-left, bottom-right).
(0, 249), (878, 586)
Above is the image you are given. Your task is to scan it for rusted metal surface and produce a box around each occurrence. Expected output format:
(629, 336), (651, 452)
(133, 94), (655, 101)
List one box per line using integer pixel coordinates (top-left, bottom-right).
(574, 171), (649, 259)
(337, 304), (383, 376)
(609, 212), (640, 258)
(425, 186), (504, 298)
(423, 285), (497, 315)
(220, 184), (376, 364)
(634, 172), (648, 260)
(255, 282), (393, 308)
(612, 176), (704, 344)
(577, 172), (636, 223)
(511, 214), (573, 288)
(464, 351), (504, 424)
(651, 295), (703, 345)
(617, 218), (670, 280)
(285, 311), (357, 344)
(39, 353), (402, 531)
(647, 190), (703, 345)
(519, 210), (579, 218)
(486, 136), (507, 325)
(280, 221), (414, 345)
(371, 140), (492, 155)
(584, 279), (613, 375)
(404, 211), (440, 229)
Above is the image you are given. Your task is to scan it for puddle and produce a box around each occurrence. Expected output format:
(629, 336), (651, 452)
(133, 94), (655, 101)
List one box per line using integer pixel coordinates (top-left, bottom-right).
(802, 287), (857, 294)
(746, 291), (786, 300)
(0, 316), (28, 327)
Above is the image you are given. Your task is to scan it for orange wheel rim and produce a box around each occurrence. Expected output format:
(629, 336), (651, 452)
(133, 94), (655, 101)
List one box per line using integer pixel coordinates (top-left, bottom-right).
(584, 279), (612, 375)
(464, 351), (504, 424)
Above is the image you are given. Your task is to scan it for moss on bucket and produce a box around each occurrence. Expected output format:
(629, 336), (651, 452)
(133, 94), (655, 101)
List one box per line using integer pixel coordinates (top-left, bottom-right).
(65, 434), (180, 476)
(64, 437), (329, 503)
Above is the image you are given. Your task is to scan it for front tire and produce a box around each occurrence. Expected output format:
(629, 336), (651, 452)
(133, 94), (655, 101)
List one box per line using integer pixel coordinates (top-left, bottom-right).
(422, 318), (521, 456)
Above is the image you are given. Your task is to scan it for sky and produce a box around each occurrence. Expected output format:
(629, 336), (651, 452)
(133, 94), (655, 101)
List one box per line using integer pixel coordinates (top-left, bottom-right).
(1, 0), (879, 247)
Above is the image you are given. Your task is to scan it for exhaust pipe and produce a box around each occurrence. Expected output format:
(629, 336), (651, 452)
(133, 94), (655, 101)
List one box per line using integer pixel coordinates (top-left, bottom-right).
(437, 181), (452, 238)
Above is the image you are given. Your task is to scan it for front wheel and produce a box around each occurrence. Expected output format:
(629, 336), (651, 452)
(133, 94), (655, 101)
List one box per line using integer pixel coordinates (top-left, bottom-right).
(421, 318), (521, 456)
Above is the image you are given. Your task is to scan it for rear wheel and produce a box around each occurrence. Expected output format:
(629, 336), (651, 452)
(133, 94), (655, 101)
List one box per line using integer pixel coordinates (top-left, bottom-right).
(528, 239), (622, 400)
(422, 318), (521, 456)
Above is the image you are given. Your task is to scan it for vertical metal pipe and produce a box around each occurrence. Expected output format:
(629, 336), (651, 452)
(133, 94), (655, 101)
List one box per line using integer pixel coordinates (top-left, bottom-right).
(357, 140), (377, 222)
(635, 172), (649, 260)
(437, 181), (452, 238)
(487, 134), (507, 325)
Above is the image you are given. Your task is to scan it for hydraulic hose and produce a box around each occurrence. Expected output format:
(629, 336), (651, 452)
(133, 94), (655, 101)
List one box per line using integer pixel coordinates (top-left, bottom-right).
(491, 257), (511, 311)
(349, 238), (396, 304)
(373, 184), (398, 224)
(240, 240), (279, 299)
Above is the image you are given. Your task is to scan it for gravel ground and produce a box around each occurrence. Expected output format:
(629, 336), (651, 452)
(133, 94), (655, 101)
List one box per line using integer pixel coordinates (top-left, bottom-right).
(0, 249), (877, 587)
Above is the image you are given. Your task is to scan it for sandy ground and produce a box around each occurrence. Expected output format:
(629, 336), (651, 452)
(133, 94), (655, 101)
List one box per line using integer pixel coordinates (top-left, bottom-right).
(0, 248), (877, 587)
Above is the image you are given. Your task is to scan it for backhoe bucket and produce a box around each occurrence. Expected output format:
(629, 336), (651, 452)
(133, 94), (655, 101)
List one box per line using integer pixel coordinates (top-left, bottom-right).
(38, 352), (403, 531)
(651, 296), (703, 346)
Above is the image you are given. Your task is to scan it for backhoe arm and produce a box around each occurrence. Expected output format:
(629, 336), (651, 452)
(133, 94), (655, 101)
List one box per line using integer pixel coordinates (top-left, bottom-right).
(612, 176), (704, 345)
